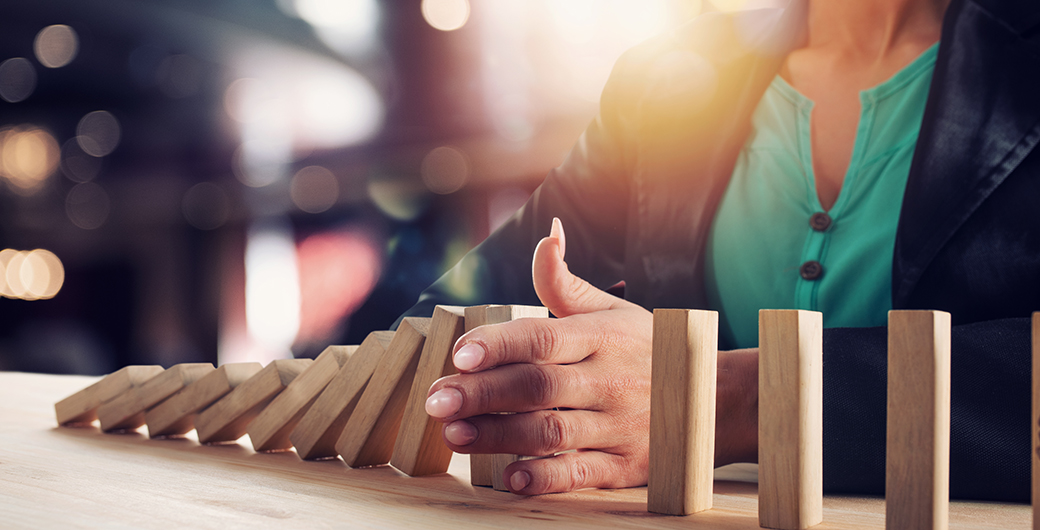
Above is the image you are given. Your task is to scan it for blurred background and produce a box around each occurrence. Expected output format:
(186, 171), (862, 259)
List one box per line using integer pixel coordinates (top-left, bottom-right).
(0, 0), (776, 374)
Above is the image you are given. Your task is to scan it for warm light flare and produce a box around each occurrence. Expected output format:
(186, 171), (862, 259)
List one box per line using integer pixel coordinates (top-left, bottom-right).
(0, 126), (60, 194)
(422, 0), (471, 31)
(34, 25), (79, 68)
(0, 248), (64, 301)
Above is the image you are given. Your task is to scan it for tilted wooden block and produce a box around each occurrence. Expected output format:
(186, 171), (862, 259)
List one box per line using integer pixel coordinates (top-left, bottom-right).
(145, 363), (263, 438)
(194, 359), (312, 444)
(248, 346), (357, 453)
(390, 306), (466, 476)
(55, 365), (164, 426)
(886, 310), (951, 530)
(290, 331), (392, 460)
(758, 310), (823, 530)
(97, 363), (214, 432)
(647, 308), (718, 516)
(1033, 313), (1039, 530)
(462, 304), (550, 489)
(336, 317), (431, 467)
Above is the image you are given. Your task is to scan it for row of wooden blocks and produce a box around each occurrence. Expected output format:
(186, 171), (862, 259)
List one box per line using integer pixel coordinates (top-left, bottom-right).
(55, 305), (546, 489)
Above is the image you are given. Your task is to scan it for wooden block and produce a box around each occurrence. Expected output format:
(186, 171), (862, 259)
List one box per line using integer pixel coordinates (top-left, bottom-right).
(463, 304), (550, 489)
(55, 365), (164, 426)
(336, 317), (431, 467)
(97, 363), (214, 432)
(291, 331), (393, 460)
(758, 310), (823, 530)
(144, 363), (262, 438)
(886, 310), (951, 530)
(248, 346), (357, 453)
(647, 308), (718, 515)
(194, 358), (312, 444)
(1031, 312), (1038, 530)
(390, 306), (466, 476)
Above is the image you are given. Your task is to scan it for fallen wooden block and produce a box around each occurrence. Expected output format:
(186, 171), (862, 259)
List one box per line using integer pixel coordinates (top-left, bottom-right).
(336, 317), (431, 467)
(1033, 313), (1039, 530)
(144, 363), (263, 438)
(758, 309), (823, 530)
(247, 346), (357, 453)
(647, 308), (718, 516)
(55, 365), (164, 426)
(390, 306), (466, 476)
(886, 310), (951, 530)
(463, 304), (550, 489)
(194, 359), (312, 444)
(290, 331), (393, 460)
(97, 363), (214, 432)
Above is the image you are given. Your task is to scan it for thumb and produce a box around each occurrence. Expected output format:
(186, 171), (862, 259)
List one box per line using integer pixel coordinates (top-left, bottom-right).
(532, 218), (629, 318)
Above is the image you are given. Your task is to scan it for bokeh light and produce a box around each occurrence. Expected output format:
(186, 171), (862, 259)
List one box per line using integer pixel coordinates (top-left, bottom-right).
(290, 165), (339, 214)
(293, 0), (380, 55)
(17, 249), (65, 300)
(0, 58), (36, 103)
(420, 146), (469, 195)
(367, 175), (429, 221)
(296, 230), (381, 343)
(60, 138), (102, 183)
(76, 110), (122, 157)
(182, 182), (231, 230)
(0, 126), (60, 194)
(65, 182), (111, 230)
(422, 0), (471, 31)
(245, 221), (300, 361)
(0, 248), (19, 298)
(34, 24), (79, 68)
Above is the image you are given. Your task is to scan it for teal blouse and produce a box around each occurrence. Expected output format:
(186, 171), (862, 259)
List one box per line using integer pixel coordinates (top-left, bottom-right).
(705, 44), (939, 350)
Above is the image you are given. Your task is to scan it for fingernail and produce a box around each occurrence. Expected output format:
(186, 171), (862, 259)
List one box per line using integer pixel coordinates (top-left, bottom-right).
(550, 217), (566, 258)
(510, 470), (531, 492)
(425, 388), (463, 418)
(444, 420), (478, 446)
(453, 343), (485, 371)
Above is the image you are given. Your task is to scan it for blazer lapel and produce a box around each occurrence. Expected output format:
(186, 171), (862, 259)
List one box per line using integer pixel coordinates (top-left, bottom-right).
(893, 0), (1040, 308)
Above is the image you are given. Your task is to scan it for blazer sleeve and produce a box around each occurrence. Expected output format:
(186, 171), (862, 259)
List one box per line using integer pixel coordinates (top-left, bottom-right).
(821, 317), (1031, 502)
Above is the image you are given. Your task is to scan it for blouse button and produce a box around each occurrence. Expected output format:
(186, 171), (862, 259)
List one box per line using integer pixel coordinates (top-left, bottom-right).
(800, 260), (824, 281)
(809, 212), (832, 232)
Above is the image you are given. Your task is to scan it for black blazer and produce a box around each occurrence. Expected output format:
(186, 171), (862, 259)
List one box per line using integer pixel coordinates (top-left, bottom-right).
(403, 0), (1040, 501)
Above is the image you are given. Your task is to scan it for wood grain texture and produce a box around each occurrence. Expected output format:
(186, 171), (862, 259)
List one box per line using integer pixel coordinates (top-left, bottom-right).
(648, 309), (718, 516)
(464, 305), (497, 486)
(195, 359), (312, 444)
(759, 310), (823, 530)
(337, 317), (431, 467)
(29, 372), (1029, 529)
(391, 306), (466, 476)
(290, 331), (392, 460)
(97, 363), (214, 432)
(248, 346), (356, 453)
(886, 310), (951, 530)
(145, 363), (263, 438)
(55, 365), (164, 425)
(1032, 312), (1039, 530)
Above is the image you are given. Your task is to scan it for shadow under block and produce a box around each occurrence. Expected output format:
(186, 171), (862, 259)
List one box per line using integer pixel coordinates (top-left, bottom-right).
(55, 365), (164, 425)
(248, 345), (357, 453)
(145, 363), (263, 438)
(886, 310), (951, 530)
(647, 308), (718, 516)
(759, 310), (823, 530)
(463, 304), (550, 489)
(194, 359), (312, 444)
(337, 317), (431, 467)
(97, 363), (215, 432)
(1033, 313), (1039, 530)
(290, 331), (393, 460)
(391, 306), (466, 476)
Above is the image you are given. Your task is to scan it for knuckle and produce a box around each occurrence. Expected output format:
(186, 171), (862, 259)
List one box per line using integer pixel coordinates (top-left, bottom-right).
(568, 458), (595, 490)
(527, 323), (563, 364)
(539, 412), (568, 454)
(524, 367), (560, 408)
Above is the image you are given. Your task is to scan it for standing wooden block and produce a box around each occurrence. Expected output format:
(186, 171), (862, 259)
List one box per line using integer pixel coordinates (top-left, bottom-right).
(248, 346), (357, 453)
(55, 365), (164, 426)
(336, 317), (431, 467)
(758, 310), (823, 530)
(886, 310), (951, 530)
(647, 308), (718, 516)
(290, 331), (393, 460)
(145, 363), (263, 438)
(1032, 312), (1039, 530)
(194, 358), (312, 444)
(390, 306), (466, 476)
(463, 304), (550, 489)
(97, 363), (214, 432)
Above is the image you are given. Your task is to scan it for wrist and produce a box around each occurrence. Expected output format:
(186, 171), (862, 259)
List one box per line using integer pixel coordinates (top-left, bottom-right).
(715, 348), (759, 466)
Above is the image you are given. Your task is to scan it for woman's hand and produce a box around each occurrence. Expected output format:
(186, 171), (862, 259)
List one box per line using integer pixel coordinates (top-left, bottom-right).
(425, 218), (758, 494)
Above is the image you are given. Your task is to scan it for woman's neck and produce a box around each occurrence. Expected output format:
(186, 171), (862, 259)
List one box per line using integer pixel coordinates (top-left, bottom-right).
(806, 0), (949, 61)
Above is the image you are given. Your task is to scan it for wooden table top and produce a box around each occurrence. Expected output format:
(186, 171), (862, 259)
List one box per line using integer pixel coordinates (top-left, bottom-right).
(0, 371), (1029, 529)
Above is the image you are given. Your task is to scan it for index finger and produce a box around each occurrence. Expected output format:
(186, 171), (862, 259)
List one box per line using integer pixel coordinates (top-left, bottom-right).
(453, 315), (603, 372)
